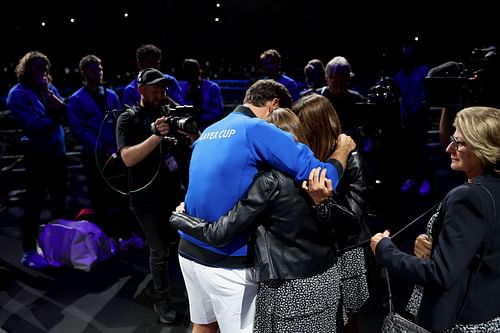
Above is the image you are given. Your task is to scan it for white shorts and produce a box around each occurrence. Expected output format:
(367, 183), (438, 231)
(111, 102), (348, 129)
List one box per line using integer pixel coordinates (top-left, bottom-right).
(179, 255), (257, 333)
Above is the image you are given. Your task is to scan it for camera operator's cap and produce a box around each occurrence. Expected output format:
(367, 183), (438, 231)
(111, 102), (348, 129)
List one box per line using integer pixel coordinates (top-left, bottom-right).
(137, 68), (169, 86)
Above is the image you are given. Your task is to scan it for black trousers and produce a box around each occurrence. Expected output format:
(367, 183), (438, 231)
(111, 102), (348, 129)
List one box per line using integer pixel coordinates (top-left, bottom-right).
(80, 153), (138, 239)
(132, 208), (177, 302)
(22, 153), (67, 251)
(401, 111), (432, 182)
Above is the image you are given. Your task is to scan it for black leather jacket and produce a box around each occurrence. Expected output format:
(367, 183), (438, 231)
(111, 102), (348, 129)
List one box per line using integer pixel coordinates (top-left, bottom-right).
(170, 168), (338, 282)
(170, 151), (369, 282)
(315, 151), (371, 252)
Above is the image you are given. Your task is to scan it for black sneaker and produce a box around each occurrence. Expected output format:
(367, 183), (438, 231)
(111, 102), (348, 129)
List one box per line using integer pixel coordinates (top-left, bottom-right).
(154, 300), (177, 324)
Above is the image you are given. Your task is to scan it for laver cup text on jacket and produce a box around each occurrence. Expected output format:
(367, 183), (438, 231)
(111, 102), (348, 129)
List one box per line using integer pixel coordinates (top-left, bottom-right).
(198, 129), (236, 141)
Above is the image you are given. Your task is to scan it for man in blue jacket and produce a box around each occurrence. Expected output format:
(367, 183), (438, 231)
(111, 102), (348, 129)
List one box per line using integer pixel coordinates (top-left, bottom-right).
(67, 54), (142, 251)
(178, 79), (356, 333)
(122, 44), (183, 107)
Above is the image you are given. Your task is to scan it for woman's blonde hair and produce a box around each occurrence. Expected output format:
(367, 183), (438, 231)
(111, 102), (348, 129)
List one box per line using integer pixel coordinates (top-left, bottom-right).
(266, 108), (309, 147)
(454, 106), (500, 173)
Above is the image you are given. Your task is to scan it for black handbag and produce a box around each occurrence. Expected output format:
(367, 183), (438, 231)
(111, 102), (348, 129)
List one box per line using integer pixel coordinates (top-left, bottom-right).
(382, 313), (431, 333)
(381, 268), (431, 333)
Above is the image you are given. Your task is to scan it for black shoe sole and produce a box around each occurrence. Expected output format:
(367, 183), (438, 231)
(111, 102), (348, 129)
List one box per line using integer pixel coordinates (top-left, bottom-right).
(154, 304), (177, 324)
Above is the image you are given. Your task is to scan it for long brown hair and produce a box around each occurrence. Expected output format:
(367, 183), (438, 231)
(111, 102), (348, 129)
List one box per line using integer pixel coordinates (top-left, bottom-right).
(293, 94), (342, 161)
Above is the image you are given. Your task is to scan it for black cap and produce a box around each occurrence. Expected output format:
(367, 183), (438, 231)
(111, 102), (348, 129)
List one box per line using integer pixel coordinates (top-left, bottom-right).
(137, 68), (169, 86)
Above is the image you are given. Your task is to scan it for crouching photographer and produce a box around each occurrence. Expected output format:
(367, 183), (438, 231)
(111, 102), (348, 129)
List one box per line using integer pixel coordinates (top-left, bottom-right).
(116, 68), (196, 324)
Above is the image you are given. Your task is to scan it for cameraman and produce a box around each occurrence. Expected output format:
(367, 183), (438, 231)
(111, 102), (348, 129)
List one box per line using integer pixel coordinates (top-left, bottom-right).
(116, 68), (192, 324)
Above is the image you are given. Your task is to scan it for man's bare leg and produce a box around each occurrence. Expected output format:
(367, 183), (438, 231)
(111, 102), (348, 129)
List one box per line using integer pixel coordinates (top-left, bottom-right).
(192, 322), (218, 333)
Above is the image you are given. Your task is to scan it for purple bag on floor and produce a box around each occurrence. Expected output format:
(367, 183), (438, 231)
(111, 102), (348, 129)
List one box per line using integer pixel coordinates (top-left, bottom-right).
(37, 219), (114, 272)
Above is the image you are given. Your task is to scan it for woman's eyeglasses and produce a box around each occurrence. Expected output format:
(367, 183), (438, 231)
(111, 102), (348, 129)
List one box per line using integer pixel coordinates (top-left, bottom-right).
(450, 136), (466, 150)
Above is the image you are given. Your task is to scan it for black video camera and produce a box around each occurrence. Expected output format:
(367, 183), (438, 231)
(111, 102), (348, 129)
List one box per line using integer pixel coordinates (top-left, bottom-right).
(162, 105), (199, 135)
(425, 45), (500, 108)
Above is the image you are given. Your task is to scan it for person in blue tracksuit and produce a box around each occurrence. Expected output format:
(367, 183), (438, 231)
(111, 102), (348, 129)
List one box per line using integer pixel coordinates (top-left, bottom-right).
(178, 58), (224, 131)
(259, 49), (301, 102)
(122, 44), (183, 107)
(7, 51), (67, 270)
(177, 79), (356, 333)
(67, 54), (141, 249)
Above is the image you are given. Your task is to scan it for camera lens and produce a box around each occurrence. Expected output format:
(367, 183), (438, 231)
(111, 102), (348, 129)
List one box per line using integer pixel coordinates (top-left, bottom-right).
(177, 117), (198, 134)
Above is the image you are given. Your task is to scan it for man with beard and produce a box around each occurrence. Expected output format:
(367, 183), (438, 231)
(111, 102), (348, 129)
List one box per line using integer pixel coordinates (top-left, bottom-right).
(116, 68), (192, 324)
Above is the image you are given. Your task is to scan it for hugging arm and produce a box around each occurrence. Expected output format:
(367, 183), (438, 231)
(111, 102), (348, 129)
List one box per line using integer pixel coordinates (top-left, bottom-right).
(170, 172), (279, 246)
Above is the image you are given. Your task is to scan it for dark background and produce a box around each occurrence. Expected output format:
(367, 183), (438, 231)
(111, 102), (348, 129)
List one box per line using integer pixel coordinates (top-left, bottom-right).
(1, 1), (498, 95)
(0, 4), (492, 330)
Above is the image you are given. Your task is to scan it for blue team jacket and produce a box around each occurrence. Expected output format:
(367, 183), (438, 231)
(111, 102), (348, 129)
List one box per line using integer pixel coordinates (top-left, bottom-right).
(179, 105), (343, 268)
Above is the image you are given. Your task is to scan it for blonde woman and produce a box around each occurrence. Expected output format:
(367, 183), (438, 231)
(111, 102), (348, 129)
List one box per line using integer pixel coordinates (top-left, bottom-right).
(371, 107), (500, 332)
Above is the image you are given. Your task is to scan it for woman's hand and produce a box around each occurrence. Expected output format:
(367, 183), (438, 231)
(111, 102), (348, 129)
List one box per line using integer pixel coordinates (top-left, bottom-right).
(175, 202), (185, 213)
(302, 167), (332, 204)
(370, 230), (391, 254)
(414, 234), (432, 259)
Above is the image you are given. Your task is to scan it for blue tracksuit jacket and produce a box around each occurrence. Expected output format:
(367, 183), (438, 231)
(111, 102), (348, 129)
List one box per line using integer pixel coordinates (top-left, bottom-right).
(179, 105), (343, 268)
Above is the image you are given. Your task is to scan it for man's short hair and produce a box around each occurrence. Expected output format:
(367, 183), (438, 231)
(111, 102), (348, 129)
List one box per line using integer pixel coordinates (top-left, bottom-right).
(79, 54), (101, 72)
(244, 79), (292, 108)
(136, 44), (162, 63)
(259, 49), (281, 62)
